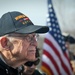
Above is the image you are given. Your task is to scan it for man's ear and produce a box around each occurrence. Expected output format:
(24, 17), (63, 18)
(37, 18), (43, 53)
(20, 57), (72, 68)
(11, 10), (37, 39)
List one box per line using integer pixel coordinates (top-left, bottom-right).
(1, 37), (13, 50)
(0, 37), (8, 48)
(0, 37), (9, 50)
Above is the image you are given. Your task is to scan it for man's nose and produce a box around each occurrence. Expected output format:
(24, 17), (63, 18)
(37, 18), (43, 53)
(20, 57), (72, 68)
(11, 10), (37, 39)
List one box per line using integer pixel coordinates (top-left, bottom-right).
(30, 38), (38, 47)
(30, 64), (35, 68)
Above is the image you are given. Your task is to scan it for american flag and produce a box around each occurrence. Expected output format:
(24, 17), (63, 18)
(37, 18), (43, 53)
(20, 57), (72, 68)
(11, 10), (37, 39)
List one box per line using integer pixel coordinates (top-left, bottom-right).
(41, 0), (73, 75)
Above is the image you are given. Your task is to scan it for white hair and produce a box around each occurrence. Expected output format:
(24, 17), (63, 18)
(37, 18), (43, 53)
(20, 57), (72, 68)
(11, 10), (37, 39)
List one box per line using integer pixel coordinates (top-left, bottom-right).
(0, 34), (15, 42)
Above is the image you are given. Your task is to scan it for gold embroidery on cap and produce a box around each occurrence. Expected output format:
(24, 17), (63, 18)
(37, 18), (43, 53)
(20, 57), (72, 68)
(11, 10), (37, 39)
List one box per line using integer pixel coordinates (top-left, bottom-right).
(15, 15), (26, 20)
(22, 20), (31, 25)
(15, 15), (32, 25)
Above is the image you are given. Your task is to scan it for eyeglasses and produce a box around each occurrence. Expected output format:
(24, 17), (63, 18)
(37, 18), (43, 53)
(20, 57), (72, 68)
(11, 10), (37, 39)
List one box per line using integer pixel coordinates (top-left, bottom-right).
(24, 58), (40, 67)
(23, 34), (38, 42)
(7, 33), (39, 42)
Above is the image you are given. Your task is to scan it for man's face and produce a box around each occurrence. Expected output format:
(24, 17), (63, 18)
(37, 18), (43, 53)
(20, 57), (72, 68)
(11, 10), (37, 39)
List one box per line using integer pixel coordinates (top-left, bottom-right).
(23, 58), (40, 75)
(24, 65), (36, 75)
(9, 33), (37, 61)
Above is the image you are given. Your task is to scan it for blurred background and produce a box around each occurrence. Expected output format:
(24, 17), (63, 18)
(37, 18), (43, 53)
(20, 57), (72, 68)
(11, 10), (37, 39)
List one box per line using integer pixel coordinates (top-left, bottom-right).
(0, 0), (75, 70)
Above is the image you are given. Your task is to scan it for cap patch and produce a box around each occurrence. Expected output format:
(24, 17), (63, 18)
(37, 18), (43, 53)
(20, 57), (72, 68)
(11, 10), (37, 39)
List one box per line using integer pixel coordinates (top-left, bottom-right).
(15, 15), (26, 20)
(15, 15), (32, 25)
(20, 17), (31, 25)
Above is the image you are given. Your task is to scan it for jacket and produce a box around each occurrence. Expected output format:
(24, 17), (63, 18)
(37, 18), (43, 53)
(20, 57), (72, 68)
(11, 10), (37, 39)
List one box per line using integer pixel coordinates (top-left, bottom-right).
(0, 58), (18, 75)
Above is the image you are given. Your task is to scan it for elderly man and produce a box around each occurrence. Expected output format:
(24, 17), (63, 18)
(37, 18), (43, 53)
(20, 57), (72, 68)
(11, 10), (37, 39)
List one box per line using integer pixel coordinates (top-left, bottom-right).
(0, 11), (49, 75)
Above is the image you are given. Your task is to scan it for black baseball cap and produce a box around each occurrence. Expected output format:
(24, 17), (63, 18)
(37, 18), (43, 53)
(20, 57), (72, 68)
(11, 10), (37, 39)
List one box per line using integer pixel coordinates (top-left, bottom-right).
(0, 11), (49, 36)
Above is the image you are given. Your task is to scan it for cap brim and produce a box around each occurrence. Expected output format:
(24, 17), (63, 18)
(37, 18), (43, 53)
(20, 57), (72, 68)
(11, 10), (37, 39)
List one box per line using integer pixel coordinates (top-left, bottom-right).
(15, 25), (49, 34)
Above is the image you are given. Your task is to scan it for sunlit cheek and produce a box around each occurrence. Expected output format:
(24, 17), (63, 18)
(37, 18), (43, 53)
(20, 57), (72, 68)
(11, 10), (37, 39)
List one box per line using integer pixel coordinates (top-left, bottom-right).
(22, 41), (29, 57)
(13, 41), (24, 57)
(15, 43), (22, 53)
